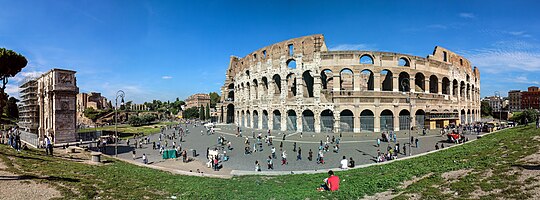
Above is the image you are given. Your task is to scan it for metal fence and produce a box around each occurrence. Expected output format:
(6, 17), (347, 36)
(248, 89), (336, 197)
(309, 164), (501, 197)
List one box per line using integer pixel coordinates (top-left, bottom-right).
(380, 116), (394, 132)
(302, 116), (315, 132)
(360, 116), (374, 132)
(467, 115), (472, 124)
(320, 116), (334, 133)
(19, 130), (38, 147)
(416, 115), (425, 129)
(247, 114), (251, 127)
(253, 114), (259, 129)
(399, 116), (410, 131)
(241, 115), (245, 127)
(461, 115), (465, 124)
(340, 116), (354, 132)
(262, 115), (268, 129)
(273, 115), (281, 131)
(286, 115), (297, 131)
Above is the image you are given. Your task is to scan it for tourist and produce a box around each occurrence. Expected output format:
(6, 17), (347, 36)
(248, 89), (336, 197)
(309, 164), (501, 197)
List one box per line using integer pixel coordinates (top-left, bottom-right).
(348, 157), (355, 168)
(297, 147), (302, 160)
(213, 156), (219, 171)
(435, 143), (439, 150)
(331, 136), (335, 144)
(318, 150), (325, 164)
(132, 149), (136, 160)
(44, 136), (52, 156)
(279, 141), (283, 151)
(318, 170), (340, 191)
(244, 146), (251, 155)
(423, 127), (427, 136)
(415, 138), (419, 148)
(281, 150), (288, 165)
(293, 142), (297, 152)
(395, 143), (400, 154)
(393, 132), (397, 142)
(377, 138), (380, 147)
(410, 136), (414, 145)
(271, 147), (276, 158)
(340, 156), (348, 169)
(142, 153), (148, 164)
(264, 156), (272, 170)
(282, 133), (286, 141)
(255, 160), (261, 172)
(308, 149), (313, 161)
(326, 135), (330, 144)
(333, 145), (339, 153)
(403, 144), (407, 155)
(441, 143), (445, 149)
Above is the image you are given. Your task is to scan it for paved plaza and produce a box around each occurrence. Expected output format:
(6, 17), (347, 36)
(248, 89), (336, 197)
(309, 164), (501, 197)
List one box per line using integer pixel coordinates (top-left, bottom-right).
(100, 122), (485, 175)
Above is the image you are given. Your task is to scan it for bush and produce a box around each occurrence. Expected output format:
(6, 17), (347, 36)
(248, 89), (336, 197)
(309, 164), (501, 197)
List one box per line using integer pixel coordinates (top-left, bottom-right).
(127, 114), (156, 126)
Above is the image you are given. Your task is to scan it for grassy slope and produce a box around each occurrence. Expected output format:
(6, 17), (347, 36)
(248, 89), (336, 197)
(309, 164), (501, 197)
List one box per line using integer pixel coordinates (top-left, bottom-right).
(0, 125), (538, 199)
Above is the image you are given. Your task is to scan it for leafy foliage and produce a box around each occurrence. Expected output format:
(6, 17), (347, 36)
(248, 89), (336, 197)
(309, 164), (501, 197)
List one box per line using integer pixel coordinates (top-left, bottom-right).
(209, 92), (220, 108)
(183, 107), (199, 119)
(510, 109), (538, 124)
(127, 114), (156, 126)
(83, 107), (112, 122)
(481, 101), (492, 117)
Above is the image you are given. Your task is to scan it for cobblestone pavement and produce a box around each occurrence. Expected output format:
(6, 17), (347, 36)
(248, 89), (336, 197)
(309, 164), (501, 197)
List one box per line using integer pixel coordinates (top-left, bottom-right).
(101, 123), (484, 174)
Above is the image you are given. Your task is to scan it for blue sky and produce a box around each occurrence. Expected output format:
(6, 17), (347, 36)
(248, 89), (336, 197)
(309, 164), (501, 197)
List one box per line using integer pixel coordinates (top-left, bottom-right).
(1, 0), (539, 103)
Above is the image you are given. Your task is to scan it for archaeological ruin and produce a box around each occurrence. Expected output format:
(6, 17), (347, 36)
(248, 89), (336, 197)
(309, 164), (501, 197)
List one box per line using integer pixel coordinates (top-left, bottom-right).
(218, 34), (480, 133)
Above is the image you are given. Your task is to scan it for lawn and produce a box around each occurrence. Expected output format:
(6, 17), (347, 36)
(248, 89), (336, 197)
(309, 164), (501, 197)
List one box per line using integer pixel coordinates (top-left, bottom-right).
(0, 124), (539, 199)
(78, 121), (179, 139)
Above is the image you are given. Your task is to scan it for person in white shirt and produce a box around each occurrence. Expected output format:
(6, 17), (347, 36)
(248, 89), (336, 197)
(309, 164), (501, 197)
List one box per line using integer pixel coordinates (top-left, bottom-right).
(340, 156), (348, 169)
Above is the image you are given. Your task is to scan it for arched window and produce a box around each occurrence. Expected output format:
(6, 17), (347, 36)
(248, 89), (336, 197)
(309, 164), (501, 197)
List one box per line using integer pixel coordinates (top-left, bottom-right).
(272, 74), (281, 95)
(398, 58), (410, 66)
(302, 71), (314, 97)
(381, 69), (393, 91)
(286, 73), (297, 98)
(398, 72), (410, 92)
(442, 77), (450, 95)
(360, 69), (374, 91)
(340, 109), (354, 132)
(429, 75), (438, 93)
(340, 68), (354, 91)
(321, 69), (333, 90)
(380, 110), (394, 131)
(287, 59), (296, 69)
(415, 73), (425, 92)
(360, 55), (374, 64)
(360, 109), (374, 132)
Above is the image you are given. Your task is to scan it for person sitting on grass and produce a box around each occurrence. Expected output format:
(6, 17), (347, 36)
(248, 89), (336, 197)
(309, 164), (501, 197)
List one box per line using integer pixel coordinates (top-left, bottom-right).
(318, 170), (340, 191)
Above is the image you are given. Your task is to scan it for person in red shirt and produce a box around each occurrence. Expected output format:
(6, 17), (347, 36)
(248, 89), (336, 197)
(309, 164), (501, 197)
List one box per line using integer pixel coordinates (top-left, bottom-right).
(318, 170), (340, 191)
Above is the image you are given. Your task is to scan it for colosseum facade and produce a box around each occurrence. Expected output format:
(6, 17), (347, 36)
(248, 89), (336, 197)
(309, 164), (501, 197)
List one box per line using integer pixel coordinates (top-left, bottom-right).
(218, 34), (480, 133)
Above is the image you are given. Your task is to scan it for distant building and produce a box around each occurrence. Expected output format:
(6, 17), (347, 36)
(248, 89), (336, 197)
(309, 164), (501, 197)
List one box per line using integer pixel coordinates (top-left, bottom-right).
(522, 86), (540, 109)
(185, 93), (210, 109)
(508, 90), (522, 111)
(483, 96), (502, 111)
(19, 69), (79, 144)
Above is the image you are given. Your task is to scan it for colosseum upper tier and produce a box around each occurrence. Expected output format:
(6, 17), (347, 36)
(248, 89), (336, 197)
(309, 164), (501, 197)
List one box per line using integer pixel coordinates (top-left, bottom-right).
(218, 34), (480, 133)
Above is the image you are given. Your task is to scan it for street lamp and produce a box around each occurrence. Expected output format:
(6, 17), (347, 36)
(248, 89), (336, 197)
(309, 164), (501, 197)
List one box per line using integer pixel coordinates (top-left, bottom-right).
(115, 90), (125, 157)
(495, 91), (501, 127)
(400, 78), (412, 156)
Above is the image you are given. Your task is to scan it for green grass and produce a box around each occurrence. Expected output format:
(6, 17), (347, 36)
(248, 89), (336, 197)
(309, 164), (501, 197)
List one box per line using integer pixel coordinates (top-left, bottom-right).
(78, 121), (178, 139)
(1, 124), (539, 199)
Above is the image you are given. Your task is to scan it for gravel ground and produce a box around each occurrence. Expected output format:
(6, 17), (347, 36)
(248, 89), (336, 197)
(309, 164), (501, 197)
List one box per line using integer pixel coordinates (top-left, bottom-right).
(0, 159), (62, 200)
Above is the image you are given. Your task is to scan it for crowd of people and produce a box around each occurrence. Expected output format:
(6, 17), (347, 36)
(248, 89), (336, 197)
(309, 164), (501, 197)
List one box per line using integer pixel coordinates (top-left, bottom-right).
(0, 126), (25, 152)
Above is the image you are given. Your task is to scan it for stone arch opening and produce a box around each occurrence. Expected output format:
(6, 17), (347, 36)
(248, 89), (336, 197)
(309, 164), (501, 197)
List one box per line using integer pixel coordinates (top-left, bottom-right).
(320, 109), (334, 133)
(246, 110), (251, 127)
(262, 110), (269, 129)
(241, 110), (245, 127)
(253, 79), (258, 99)
(340, 109), (354, 132)
(461, 109), (466, 124)
(415, 109), (425, 129)
(429, 75), (438, 93)
(381, 69), (393, 91)
(460, 81), (465, 98)
(453, 79), (458, 96)
(399, 109), (410, 131)
(273, 110), (281, 130)
(442, 77), (450, 95)
(302, 109), (315, 132)
(398, 57), (410, 66)
(360, 109), (374, 132)
(303, 71), (314, 97)
(253, 110), (259, 129)
(287, 59), (296, 69)
(286, 109), (297, 131)
(360, 54), (374, 64)
(360, 69), (374, 91)
(415, 72), (425, 92)
(399, 72), (410, 92)
(226, 104), (234, 123)
(340, 68), (354, 91)
(321, 69), (333, 90)
(286, 73), (297, 98)
(272, 74), (281, 95)
(380, 109), (394, 132)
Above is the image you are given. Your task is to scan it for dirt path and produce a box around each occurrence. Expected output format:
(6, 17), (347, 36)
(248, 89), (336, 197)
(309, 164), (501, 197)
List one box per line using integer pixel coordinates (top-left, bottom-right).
(0, 158), (62, 200)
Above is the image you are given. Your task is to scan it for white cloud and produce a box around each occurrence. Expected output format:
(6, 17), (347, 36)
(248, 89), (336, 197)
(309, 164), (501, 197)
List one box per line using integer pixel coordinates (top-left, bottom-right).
(507, 31), (532, 38)
(5, 84), (19, 97)
(329, 44), (376, 51)
(162, 76), (173, 79)
(459, 13), (476, 19)
(505, 76), (540, 85)
(10, 71), (44, 83)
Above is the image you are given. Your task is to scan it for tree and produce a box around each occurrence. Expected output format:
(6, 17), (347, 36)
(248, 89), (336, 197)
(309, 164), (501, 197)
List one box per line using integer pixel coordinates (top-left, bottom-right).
(4, 97), (19, 119)
(0, 48), (28, 113)
(199, 105), (205, 120)
(481, 101), (492, 117)
(209, 92), (221, 108)
(205, 103), (210, 121)
(183, 107), (199, 119)
(510, 109), (538, 125)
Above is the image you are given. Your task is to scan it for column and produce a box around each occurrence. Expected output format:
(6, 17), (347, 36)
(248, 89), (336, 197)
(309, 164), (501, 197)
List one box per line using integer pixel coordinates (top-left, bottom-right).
(333, 112), (340, 134)
(313, 74), (322, 98)
(333, 74), (341, 92)
(354, 113), (360, 133)
(424, 78), (430, 94)
(268, 112), (274, 131)
(297, 111), (303, 132)
(374, 115), (381, 132)
(353, 73), (361, 91)
(374, 73), (381, 91)
(280, 79), (287, 100)
(410, 77), (416, 93)
(438, 81), (443, 95)
(393, 76), (399, 92)
(314, 113), (321, 133)
(393, 114), (400, 132)
(296, 77), (304, 98)
(281, 112), (287, 131)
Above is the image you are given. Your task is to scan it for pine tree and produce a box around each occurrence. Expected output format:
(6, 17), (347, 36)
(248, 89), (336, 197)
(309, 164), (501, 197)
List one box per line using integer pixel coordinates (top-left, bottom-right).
(199, 105), (205, 120)
(206, 103), (211, 121)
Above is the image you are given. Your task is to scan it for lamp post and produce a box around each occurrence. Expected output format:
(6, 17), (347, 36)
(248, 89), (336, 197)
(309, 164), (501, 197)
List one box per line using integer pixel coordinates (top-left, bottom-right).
(494, 91), (501, 127)
(401, 78), (412, 156)
(115, 90), (125, 157)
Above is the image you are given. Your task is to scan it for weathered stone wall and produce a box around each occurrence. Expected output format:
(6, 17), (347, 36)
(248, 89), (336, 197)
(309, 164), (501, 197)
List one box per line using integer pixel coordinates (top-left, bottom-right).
(219, 34), (481, 133)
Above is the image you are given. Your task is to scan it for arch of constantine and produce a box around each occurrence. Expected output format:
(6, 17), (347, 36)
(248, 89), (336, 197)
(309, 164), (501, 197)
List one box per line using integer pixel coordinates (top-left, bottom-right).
(219, 34), (480, 133)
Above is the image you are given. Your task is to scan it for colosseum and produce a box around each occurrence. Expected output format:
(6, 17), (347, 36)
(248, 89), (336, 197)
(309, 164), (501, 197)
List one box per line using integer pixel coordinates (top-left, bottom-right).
(218, 34), (480, 133)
